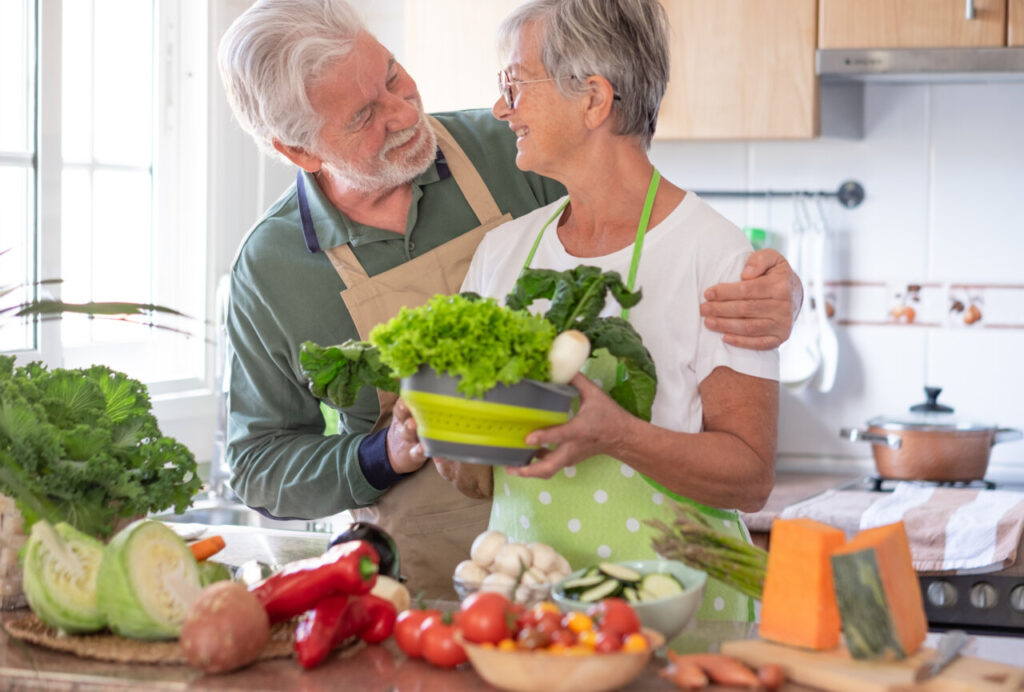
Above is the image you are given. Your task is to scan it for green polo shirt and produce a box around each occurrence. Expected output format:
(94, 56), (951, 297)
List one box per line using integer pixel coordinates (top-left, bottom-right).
(226, 109), (566, 520)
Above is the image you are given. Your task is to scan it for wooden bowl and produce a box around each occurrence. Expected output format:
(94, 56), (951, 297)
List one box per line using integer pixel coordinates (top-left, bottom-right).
(459, 628), (664, 692)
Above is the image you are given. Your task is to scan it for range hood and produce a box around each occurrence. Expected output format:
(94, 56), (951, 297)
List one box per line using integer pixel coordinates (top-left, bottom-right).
(818, 47), (1024, 83)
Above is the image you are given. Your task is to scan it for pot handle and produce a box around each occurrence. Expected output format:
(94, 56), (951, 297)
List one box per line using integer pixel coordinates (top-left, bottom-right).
(840, 428), (903, 449)
(993, 428), (1023, 446)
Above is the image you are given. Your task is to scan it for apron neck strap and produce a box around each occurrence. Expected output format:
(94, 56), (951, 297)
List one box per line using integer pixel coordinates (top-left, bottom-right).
(522, 167), (661, 321)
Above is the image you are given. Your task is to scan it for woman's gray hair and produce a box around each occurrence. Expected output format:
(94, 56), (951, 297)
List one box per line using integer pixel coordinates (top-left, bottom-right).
(218, 0), (365, 161)
(497, 0), (669, 149)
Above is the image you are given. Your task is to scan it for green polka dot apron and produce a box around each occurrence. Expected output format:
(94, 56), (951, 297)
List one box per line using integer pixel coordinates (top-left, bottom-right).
(489, 170), (755, 622)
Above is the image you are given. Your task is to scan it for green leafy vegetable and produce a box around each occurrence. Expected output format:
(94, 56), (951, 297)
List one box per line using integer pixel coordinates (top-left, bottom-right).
(0, 355), (201, 539)
(299, 266), (658, 419)
(301, 340), (400, 409)
(505, 267), (657, 421)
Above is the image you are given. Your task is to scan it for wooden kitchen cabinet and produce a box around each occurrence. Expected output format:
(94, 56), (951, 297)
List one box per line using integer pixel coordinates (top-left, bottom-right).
(1011, 0), (1024, 45)
(657, 0), (819, 139)
(405, 0), (821, 140)
(819, 0), (1008, 48)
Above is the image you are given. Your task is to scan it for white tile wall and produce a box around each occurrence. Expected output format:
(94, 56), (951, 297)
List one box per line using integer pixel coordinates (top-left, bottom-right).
(650, 83), (1024, 482)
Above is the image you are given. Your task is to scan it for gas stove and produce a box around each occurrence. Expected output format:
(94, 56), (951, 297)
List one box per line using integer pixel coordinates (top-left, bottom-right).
(846, 476), (1024, 636)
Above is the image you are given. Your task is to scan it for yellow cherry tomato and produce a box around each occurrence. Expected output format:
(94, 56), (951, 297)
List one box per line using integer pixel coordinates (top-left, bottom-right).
(621, 633), (649, 653)
(576, 629), (598, 649)
(497, 638), (517, 652)
(546, 643), (569, 655)
(563, 611), (594, 634)
(532, 601), (560, 616)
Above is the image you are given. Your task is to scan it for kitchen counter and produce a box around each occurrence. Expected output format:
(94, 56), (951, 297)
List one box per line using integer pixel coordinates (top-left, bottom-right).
(2, 481), (1021, 691)
(3, 608), (1022, 691)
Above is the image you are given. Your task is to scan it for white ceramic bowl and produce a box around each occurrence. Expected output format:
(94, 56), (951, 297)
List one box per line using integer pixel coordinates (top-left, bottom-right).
(552, 559), (707, 642)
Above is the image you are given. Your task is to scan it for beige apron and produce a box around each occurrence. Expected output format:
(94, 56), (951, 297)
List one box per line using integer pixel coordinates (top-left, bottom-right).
(322, 116), (511, 598)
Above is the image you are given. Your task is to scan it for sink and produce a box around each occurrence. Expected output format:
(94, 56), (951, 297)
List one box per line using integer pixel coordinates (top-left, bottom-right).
(155, 501), (340, 535)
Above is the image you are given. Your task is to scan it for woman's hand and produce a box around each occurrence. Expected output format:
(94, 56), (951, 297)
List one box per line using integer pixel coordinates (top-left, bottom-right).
(700, 248), (802, 350)
(507, 373), (634, 479)
(386, 399), (429, 474)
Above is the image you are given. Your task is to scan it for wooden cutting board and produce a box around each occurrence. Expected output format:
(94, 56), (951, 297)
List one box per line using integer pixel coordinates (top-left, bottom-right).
(721, 639), (1024, 692)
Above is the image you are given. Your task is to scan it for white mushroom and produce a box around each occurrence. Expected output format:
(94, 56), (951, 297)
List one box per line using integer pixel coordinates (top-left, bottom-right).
(470, 530), (507, 569)
(453, 559), (488, 589)
(527, 542), (559, 574)
(520, 565), (548, 587)
(480, 572), (516, 599)
(492, 542), (533, 578)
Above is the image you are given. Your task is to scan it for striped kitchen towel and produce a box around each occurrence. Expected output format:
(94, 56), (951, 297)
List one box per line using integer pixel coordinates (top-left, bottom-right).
(780, 483), (1024, 573)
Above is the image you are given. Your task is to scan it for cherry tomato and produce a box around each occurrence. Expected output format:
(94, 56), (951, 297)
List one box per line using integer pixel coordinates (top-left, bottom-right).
(548, 627), (577, 648)
(594, 630), (624, 653)
(419, 615), (468, 668)
(533, 610), (563, 635)
(587, 598), (641, 638)
(516, 626), (552, 650)
(393, 609), (439, 659)
(458, 592), (512, 645)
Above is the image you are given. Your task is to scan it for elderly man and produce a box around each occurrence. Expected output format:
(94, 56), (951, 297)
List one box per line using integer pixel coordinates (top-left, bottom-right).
(218, 0), (800, 597)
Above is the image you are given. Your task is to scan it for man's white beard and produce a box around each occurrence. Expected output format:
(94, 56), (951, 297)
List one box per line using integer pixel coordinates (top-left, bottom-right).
(322, 109), (437, 194)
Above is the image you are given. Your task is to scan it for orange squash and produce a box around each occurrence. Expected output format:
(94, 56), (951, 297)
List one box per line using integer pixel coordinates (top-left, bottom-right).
(831, 521), (927, 660)
(759, 518), (846, 650)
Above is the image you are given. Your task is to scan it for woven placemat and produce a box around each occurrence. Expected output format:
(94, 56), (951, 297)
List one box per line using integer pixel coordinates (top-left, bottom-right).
(2, 612), (296, 665)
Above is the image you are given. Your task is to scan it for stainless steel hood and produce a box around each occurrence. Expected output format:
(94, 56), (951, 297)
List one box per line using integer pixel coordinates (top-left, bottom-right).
(818, 47), (1024, 83)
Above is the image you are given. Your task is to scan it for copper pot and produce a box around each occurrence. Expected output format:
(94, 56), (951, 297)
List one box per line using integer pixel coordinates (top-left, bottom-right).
(840, 387), (1022, 481)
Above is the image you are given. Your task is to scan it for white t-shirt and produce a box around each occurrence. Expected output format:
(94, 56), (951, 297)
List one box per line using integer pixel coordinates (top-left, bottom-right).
(461, 192), (779, 433)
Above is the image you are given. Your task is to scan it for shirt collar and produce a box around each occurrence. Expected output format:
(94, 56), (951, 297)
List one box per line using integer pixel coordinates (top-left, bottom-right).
(300, 148), (448, 251)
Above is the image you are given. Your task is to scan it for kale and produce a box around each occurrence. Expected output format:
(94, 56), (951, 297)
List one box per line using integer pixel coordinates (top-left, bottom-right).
(0, 355), (201, 539)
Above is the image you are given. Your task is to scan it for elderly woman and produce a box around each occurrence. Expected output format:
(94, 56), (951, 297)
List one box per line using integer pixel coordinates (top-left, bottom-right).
(449, 0), (779, 620)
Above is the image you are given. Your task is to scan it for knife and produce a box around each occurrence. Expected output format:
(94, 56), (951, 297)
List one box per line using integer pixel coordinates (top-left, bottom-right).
(914, 630), (969, 682)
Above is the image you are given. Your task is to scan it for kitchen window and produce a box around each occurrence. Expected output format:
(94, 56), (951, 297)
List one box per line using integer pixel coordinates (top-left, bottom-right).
(1, 0), (213, 454)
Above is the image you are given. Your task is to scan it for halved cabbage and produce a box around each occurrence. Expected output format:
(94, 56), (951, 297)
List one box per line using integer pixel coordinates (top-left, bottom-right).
(97, 519), (202, 640)
(22, 520), (106, 633)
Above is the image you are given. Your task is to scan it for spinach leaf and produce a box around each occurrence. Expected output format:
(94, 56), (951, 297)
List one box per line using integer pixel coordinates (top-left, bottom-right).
(300, 340), (399, 409)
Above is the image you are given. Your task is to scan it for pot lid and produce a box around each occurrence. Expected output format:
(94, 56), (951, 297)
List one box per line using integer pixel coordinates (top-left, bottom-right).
(868, 387), (998, 432)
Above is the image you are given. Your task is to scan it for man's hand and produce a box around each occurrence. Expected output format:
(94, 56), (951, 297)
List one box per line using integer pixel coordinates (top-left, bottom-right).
(700, 248), (803, 350)
(385, 398), (430, 475)
(434, 458), (494, 499)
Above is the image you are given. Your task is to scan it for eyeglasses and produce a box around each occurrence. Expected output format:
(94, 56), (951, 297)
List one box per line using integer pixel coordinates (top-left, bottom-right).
(497, 69), (558, 108)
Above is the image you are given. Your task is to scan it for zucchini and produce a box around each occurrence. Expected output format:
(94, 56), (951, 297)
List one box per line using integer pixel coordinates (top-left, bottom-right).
(578, 579), (622, 603)
(639, 573), (684, 600)
(559, 574), (605, 592)
(598, 562), (641, 583)
(623, 586), (640, 604)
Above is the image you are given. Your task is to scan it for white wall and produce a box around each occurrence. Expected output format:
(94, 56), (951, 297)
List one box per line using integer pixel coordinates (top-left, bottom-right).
(649, 82), (1024, 481)
(211, 4), (1024, 481)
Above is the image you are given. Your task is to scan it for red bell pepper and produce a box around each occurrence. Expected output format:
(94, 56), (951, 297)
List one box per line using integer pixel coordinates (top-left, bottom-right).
(292, 593), (397, 668)
(251, 540), (379, 623)
(356, 593), (397, 645)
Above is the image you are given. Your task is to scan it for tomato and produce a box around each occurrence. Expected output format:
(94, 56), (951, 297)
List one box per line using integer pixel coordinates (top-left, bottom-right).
(393, 609), (440, 659)
(594, 630), (623, 653)
(548, 627), (577, 648)
(532, 611), (563, 635)
(587, 598), (641, 638)
(458, 592), (512, 645)
(419, 615), (468, 668)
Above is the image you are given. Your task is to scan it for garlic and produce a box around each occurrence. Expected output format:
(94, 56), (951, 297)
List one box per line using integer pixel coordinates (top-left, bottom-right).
(470, 530), (507, 569)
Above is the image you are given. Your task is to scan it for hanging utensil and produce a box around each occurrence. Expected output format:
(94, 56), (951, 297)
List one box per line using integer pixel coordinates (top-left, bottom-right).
(811, 194), (838, 393)
(778, 195), (820, 390)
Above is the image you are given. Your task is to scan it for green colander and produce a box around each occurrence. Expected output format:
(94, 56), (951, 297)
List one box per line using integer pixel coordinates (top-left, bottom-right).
(400, 367), (577, 466)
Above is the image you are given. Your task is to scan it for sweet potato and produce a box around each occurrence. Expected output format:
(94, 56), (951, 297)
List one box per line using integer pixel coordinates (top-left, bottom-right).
(180, 581), (270, 674)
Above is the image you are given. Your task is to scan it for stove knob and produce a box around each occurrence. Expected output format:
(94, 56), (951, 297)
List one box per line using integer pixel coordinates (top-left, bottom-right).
(926, 580), (958, 608)
(1010, 585), (1024, 612)
(969, 581), (998, 609)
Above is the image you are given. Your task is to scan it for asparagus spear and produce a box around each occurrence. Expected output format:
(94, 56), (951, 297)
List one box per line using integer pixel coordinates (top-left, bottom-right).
(646, 501), (768, 601)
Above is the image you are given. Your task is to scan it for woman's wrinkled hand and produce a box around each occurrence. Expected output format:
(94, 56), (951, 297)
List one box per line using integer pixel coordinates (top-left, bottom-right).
(386, 398), (429, 474)
(433, 458), (493, 499)
(700, 248), (802, 350)
(507, 373), (630, 480)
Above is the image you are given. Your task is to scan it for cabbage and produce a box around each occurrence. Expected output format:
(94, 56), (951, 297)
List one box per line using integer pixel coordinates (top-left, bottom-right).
(96, 520), (202, 640)
(22, 520), (106, 633)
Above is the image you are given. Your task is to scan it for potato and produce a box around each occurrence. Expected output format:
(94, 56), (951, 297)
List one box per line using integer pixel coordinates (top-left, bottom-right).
(179, 581), (269, 674)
